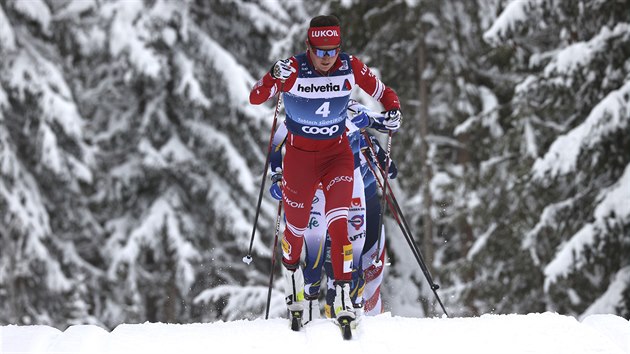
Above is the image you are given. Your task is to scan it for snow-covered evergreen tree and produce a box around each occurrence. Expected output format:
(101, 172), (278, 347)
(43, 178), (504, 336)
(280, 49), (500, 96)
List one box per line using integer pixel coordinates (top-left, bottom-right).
(0, 0), (316, 327)
(61, 0), (314, 325)
(333, 0), (629, 319)
(483, 0), (630, 318)
(0, 0), (103, 327)
(330, 0), (510, 317)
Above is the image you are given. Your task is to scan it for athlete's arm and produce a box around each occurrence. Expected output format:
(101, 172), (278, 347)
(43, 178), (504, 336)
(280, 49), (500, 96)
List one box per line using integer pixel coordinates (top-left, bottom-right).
(249, 58), (298, 105)
(350, 56), (400, 111)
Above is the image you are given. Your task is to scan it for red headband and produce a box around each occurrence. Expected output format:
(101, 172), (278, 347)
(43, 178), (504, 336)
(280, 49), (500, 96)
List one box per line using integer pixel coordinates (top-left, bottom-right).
(308, 26), (341, 47)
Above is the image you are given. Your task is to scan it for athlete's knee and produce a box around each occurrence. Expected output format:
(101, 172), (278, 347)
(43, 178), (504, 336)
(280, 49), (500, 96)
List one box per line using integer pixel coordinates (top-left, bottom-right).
(325, 207), (349, 231)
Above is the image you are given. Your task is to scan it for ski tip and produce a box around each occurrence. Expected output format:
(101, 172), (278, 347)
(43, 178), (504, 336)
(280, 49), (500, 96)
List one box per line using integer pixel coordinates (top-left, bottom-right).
(291, 317), (301, 331)
(342, 327), (352, 340)
(337, 317), (354, 340)
(340, 320), (352, 340)
(290, 310), (303, 331)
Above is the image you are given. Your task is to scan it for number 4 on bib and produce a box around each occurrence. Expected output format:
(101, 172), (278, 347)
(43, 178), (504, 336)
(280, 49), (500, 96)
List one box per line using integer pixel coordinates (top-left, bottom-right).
(315, 102), (330, 117)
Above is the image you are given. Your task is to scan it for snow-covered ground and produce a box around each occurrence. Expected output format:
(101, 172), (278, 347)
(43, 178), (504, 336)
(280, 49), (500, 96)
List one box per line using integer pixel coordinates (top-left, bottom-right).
(2, 312), (628, 354)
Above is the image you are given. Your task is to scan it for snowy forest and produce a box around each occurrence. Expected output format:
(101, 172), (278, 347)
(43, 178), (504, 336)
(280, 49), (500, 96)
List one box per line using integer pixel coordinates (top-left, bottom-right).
(0, 0), (628, 330)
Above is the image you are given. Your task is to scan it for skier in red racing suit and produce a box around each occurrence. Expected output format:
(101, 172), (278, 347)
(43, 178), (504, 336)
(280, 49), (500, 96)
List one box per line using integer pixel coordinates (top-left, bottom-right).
(249, 14), (402, 320)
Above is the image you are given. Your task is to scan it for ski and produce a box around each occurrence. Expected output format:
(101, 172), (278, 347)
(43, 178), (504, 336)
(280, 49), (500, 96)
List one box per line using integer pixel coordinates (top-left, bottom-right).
(335, 316), (355, 340)
(289, 308), (303, 331)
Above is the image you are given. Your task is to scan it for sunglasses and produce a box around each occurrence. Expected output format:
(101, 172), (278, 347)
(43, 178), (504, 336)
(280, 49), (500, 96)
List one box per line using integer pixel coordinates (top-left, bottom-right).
(311, 45), (340, 58)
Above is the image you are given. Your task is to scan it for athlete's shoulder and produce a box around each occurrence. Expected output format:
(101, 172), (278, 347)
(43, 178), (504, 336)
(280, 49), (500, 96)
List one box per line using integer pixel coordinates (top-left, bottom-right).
(349, 55), (368, 72)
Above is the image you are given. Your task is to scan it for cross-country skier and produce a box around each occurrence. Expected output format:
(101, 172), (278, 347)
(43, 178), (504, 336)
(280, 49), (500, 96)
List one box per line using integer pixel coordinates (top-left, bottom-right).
(322, 101), (399, 318)
(299, 119), (368, 322)
(351, 102), (399, 316)
(268, 104), (398, 323)
(250, 14), (402, 324)
(266, 112), (372, 323)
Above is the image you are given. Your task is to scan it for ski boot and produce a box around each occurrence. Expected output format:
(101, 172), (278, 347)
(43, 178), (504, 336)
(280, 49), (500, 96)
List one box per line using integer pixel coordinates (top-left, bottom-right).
(333, 281), (356, 339)
(283, 265), (304, 331)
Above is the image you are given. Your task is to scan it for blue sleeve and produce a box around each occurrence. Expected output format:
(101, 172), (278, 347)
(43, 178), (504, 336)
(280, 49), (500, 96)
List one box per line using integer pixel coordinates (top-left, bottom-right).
(370, 120), (389, 133)
(347, 130), (361, 154)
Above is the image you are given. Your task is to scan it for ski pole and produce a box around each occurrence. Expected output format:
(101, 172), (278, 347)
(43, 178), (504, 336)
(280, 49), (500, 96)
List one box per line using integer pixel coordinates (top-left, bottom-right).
(372, 130), (392, 267)
(265, 200), (283, 319)
(361, 139), (430, 281)
(361, 135), (449, 317)
(363, 149), (449, 317)
(362, 145), (426, 273)
(243, 85), (284, 264)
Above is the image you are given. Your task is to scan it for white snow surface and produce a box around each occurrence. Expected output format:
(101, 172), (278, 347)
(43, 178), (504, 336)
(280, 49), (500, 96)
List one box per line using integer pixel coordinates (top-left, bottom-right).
(2, 312), (629, 354)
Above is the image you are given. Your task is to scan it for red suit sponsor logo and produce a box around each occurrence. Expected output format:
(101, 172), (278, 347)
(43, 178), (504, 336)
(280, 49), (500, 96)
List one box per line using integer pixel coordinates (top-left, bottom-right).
(283, 194), (305, 209)
(310, 29), (339, 37)
(326, 175), (353, 191)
